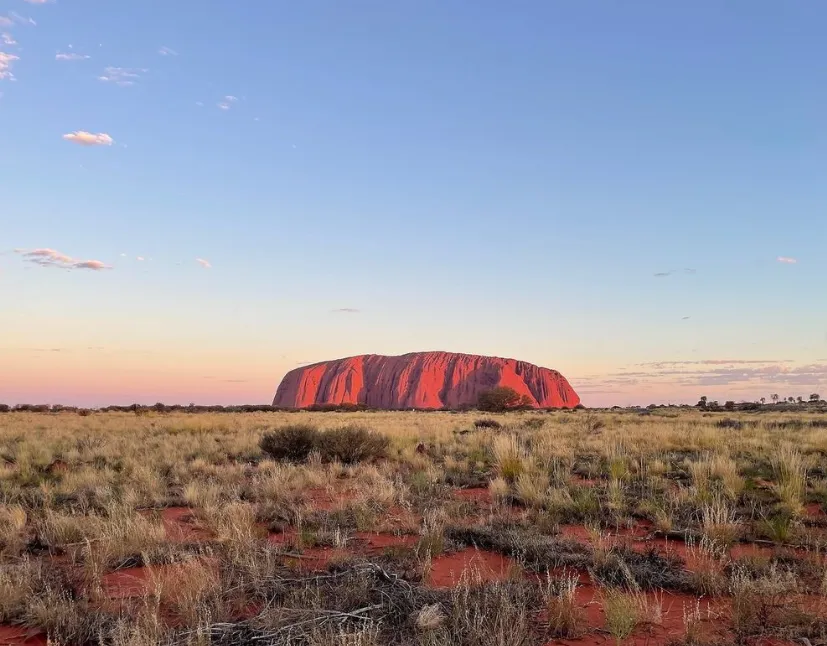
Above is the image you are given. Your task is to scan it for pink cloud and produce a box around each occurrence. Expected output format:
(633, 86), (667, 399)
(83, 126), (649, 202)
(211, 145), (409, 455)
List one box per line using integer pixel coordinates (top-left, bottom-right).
(15, 248), (111, 270)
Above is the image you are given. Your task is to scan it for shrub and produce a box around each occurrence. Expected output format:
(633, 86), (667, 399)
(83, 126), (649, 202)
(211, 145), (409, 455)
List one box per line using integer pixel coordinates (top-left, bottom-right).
(545, 572), (585, 638)
(316, 425), (389, 464)
(474, 418), (502, 429)
(478, 387), (532, 412)
(521, 417), (546, 430)
(0, 405), (9, 413)
(259, 424), (321, 462)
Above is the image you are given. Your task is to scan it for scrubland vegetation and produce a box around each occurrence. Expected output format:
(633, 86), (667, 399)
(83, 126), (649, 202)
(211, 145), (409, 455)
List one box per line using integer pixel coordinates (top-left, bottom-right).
(0, 408), (827, 645)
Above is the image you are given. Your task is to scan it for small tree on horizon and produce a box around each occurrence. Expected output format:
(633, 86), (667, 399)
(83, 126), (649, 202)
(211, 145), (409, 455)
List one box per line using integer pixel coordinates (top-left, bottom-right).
(477, 386), (533, 412)
(810, 393), (821, 402)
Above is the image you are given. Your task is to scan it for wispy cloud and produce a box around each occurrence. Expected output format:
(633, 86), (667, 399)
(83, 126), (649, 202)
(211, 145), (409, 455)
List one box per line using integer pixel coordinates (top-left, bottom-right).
(196, 258), (211, 269)
(98, 66), (145, 86)
(136, 256), (145, 261)
(15, 248), (111, 271)
(0, 51), (18, 80)
(158, 46), (177, 56)
(217, 95), (238, 110)
(62, 131), (113, 146)
(56, 52), (89, 61)
(654, 268), (695, 278)
(777, 256), (797, 264)
(331, 308), (360, 314)
(23, 0), (51, 4)
(73, 260), (109, 270)
(8, 12), (36, 26)
(639, 359), (795, 368)
(2, 33), (16, 46)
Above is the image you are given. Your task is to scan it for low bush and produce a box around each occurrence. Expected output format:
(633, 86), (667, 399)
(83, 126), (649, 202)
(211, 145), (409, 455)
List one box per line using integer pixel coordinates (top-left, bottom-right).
(716, 418), (743, 429)
(260, 424), (388, 464)
(474, 418), (502, 429)
(259, 424), (321, 462)
(316, 425), (390, 464)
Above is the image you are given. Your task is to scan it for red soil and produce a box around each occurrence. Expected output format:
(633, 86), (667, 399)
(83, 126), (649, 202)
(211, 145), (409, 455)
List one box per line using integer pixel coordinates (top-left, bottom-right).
(0, 626), (47, 646)
(352, 531), (418, 552)
(427, 547), (518, 588)
(305, 486), (359, 511)
(550, 579), (726, 646)
(100, 565), (157, 598)
(453, 487), (492, 504)
(805, 502), (826, 519)
(158, 507), (211, 541)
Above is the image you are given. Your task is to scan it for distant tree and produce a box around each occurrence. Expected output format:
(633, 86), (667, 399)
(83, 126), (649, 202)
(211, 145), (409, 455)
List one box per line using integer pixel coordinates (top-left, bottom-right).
(478, 387), (532, 413)
(724, 401), (735, 411)
(760, 397), (766, 405)
(708, 400), (721, 411)
(153, 402), (166, 413)
(797, 396), (804, 404)
(771, 394), (779, 404)
(697, 396), (708, 409)
(0, 404), (9, 413)
(787, 397), (795, 404)
(810, 393), (821, 402)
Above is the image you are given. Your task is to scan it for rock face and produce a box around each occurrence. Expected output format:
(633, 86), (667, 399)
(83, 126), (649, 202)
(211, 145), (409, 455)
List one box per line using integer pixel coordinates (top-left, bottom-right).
(273, 351), (580, 410)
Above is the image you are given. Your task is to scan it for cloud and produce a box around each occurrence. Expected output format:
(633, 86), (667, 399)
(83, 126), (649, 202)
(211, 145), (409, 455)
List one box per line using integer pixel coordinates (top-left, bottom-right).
(98, 66), (145, 86)
(2, 33), (16, 46)
(8, 12), (36, 26)
(681, 316), (691, 320)
(158, 46), (177, 56)
(0, 51), (18, 80)
(331, 308), (360, 314)
(56, 52), (89, 61)
(217, 95), (239, 110)
(653, 271), (672, 278)
(23, 0), (51, 4)
(639, 359), (794, 367)
(62, 131), (113, 146)
(196, 258), (211, 269)
(15, 248), (111, 270)
(72, 260), (109, 270)
(136, 256), (144, 261)
(777, 256), (797, 264)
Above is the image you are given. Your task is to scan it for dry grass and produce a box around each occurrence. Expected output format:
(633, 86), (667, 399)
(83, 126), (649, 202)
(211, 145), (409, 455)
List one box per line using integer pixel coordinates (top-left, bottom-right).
(0, 408), (825, 644)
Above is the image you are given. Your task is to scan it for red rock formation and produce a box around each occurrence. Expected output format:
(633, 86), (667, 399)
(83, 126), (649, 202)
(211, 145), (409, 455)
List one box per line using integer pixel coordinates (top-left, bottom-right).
(273, 351), (580, 410)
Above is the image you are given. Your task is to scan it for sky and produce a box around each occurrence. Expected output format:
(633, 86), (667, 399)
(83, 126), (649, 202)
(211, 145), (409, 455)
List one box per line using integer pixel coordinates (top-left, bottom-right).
(1, 0), (825, 407)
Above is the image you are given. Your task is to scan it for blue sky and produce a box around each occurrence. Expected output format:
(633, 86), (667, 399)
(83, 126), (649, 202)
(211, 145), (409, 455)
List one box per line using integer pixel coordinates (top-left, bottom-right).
(2, 0), (825, 406)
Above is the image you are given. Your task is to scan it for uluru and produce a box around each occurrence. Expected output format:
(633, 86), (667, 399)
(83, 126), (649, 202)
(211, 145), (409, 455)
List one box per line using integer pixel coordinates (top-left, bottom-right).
(273, 351), (580, 410)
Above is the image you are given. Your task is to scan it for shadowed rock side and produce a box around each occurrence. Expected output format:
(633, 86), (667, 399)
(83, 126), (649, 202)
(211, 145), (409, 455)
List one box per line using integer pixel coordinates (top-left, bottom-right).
(273, 351), (580, 409)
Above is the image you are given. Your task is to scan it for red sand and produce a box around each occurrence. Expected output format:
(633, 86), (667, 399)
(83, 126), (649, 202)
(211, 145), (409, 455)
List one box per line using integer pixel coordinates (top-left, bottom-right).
(352, 531), (418, 552)
(0, 626), (47, 646)
(551, 581), (726, 646)
(428, 547), (517, 588)
(100, 565), (158, 598)
(453, 487), (492, 504)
